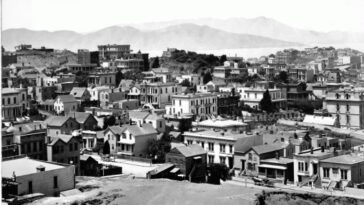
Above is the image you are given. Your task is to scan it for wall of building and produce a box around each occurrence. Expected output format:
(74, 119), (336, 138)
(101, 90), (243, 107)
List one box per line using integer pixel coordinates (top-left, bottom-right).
(17, 165), (75, 196)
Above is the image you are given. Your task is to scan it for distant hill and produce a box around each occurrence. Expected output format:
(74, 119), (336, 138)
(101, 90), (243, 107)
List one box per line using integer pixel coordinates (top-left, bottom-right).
(122, 17), (364, 45)
(2, 24), (301, 52)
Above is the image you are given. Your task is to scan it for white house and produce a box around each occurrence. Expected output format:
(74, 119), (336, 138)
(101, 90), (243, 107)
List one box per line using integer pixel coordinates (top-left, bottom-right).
(54, 95), (79, 114)
(165, 93), (218, 118)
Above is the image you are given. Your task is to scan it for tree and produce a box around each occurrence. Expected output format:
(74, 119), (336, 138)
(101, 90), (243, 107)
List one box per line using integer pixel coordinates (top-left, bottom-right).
(259, 89), (275, 113)
(103, 116), (116, 129)
(150, 57), (160, 68)
(115, 71), (123, 87)
(219, 55), (227, 65)
(275, 71), (288, 83)
(180, 79), (191, 87)
(202, 72), (213, 84)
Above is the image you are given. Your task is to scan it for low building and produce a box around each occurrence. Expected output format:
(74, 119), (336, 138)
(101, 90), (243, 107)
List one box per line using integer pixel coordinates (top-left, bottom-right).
(99, 89), (126, 108)
(293, 147), (343, 187)
(165, 144), (207, 182)
(66, 112), (98, 131)
(46, 134), (81, 175)
(44, 116), (80, 136)
(113, 99), (140, 110)
(183, 129), (255, 168)
(103, 123), (158, 156)
(54, 95), (80, 115)
(165, 93), (218, 119)
(258, 157), (294, 184)
(129, 111), (165, 133)
(69, 87), (91, 102)
(2, 156), (75, 197)
(194, 118), (248, 133)
(320, 153), (364, 189)
(88, 72), (116, 87)
(237, 143), (286, 176)
(2, 87), (28, 121)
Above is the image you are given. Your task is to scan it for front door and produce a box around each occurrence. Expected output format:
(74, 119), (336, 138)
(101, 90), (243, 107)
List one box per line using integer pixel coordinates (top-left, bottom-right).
(313, 163), (318, 174)
(241, 160), (245, 170)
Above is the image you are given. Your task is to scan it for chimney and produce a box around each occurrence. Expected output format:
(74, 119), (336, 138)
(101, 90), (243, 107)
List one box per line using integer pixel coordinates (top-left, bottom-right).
(321, 146), (325, 152)
(36, 165), (45, 172)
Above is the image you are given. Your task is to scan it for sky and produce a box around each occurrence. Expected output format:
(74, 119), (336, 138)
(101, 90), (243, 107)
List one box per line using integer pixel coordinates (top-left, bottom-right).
(2, 0), (364, 33)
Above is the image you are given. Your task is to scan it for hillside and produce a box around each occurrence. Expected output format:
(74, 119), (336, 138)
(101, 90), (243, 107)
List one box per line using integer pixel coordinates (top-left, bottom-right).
(2, 24), (302, 52)
(122, 17), (364, 45)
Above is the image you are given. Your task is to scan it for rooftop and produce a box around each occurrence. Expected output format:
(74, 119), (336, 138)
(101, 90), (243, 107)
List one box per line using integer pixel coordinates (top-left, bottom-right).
(184, 129), (253, 141)
(251, 143), (286, 155)
(174, 144), (206, 157)
(2, 157), (66, 178)
(320, 154), (364, 165)
(57, 95), (77, 103)
(260, 157), (294, 165)
(70, 87), (88, 98)
(196, 119), (247, 128)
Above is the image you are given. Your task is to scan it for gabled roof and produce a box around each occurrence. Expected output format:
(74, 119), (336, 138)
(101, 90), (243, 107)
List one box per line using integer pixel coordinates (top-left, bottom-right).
(105, 125), (125, 135)
(129, 111), (150, 120)
(173, 144), (206, 157)
(145, 114), (164, 121)
(251, 143), (286, 155)
(70, 87), (88, 98)
(48, 134), (75, 146)
(67, 112), (95, 124)
(235, 135), (263, 154)
(123, 123), (157, 136)
(56, 95), (77, 103)
(44, 116), (74, 127)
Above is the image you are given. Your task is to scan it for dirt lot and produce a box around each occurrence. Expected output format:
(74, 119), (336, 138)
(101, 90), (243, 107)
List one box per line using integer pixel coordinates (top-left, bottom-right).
(31, 175), (262, 205)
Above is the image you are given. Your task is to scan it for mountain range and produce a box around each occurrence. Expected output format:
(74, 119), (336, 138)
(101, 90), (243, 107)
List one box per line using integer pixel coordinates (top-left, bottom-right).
(3, 17), (363, 52)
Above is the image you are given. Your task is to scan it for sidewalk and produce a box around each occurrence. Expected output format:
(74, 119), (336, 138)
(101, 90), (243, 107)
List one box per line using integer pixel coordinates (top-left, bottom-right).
(230, 176), (364, 200)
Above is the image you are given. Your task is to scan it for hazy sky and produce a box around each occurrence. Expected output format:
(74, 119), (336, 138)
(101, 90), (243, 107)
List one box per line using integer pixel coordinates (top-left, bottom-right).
(3, 0), (364, 33)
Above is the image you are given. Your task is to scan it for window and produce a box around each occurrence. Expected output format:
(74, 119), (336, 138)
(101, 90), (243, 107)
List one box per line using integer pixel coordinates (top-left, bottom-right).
(220, 157), (226, 164)
(336, 93), (340, 99)
(298, 162), (308, 172)
(248, 163), (256, 171)
(2, 98), (4, 105)
(341, 169), (348, 180)
(159, 121), (162, 128)
(248, 153), (253, 160)
(229, 145), (233, 153)
(201, 142), (205, 148)
(122, 133), (126, 139)
(8, 98), (10, 104)
(187, 140), (193, 145)
(220, 144), (226, 153)
(346, 104), (350, 112)
(129, 134), (132, 140)
(346, 115), (350, 125)
(69, 144), (73, 151)
(336, 104), (340, 112)
(179, 100), (181, 106)
(54, 176), (58, 188)
(74, 143), (78, 151)
(208, 155), (214, 164)
(332, 168), (338, 175)
(28, 181), (33, 194)
(323, 168), (330, 178)
(208, 142), (214, 151)
(13, 97), (16, 104)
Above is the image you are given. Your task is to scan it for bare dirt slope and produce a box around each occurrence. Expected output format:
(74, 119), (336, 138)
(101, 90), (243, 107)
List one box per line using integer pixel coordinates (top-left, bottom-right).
(31, 175), (262, 205)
